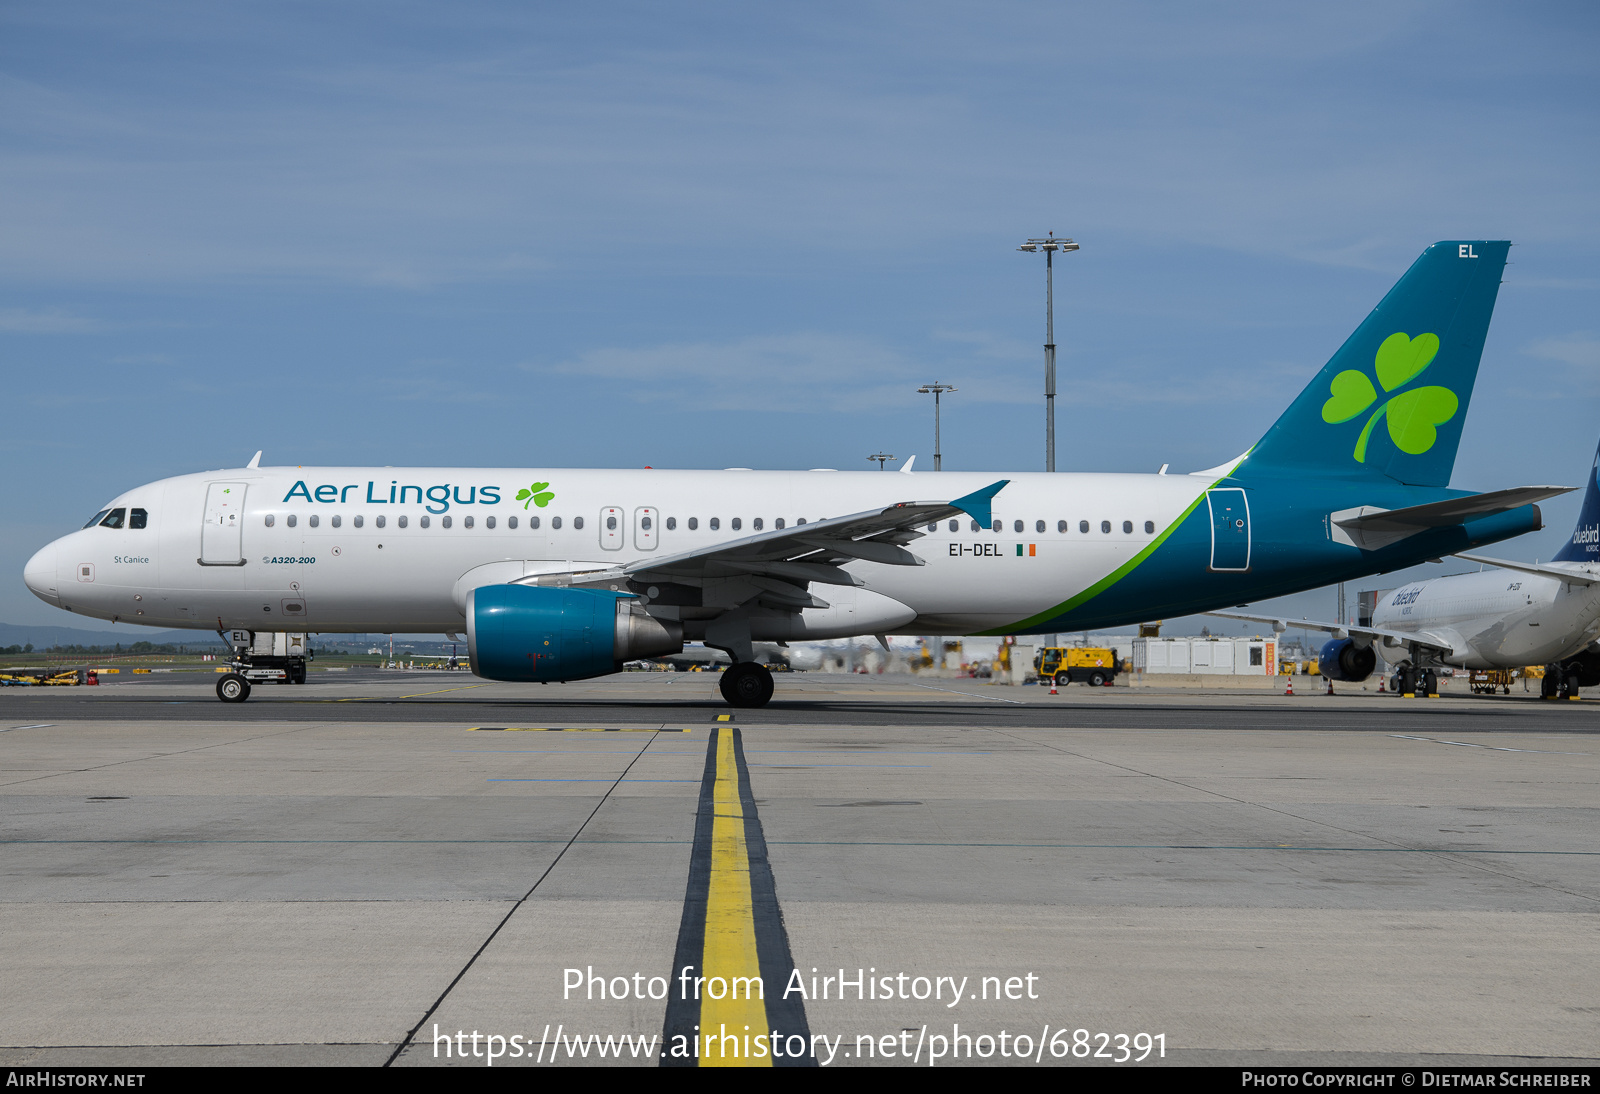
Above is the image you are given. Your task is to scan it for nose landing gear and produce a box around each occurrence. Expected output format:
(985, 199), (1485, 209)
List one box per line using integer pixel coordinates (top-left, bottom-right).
(217, 673), (251, 703)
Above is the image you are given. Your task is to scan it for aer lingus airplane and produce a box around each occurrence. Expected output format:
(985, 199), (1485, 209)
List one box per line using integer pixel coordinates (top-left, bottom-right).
(23, 241), (1568, 708)
(1217, 436), (1600, 699)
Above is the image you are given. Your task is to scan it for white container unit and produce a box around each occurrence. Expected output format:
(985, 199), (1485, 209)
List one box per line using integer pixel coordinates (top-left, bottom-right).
(1133, 637), (1275, 676)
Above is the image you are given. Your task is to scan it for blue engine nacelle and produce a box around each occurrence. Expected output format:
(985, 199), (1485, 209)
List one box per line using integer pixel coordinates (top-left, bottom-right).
(1318, 637), (1377, 682)
(467, 584), (684, 682)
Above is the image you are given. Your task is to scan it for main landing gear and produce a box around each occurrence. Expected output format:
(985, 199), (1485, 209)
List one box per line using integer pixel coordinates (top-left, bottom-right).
(719, 662), (775, 708)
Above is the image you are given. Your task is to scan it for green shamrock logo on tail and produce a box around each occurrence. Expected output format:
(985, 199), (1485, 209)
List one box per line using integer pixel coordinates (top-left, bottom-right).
(516, 481), (555, 509)
(1321, 332), (1457, 462)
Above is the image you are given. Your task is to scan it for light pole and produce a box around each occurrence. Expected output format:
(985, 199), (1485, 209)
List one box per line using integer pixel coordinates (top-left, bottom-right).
(1017, 232), (1079, 472)
(917, 383), (955, 470)
(867, 453), (896, 470)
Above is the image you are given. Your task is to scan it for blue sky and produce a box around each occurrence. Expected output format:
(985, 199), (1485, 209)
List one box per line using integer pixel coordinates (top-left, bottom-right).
(4, 2), (1597, 635)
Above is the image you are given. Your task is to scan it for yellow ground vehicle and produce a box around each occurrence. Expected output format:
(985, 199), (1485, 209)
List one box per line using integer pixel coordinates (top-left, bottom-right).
(1469, 669), (1517, 695)
(1034, 647), (1120, 687)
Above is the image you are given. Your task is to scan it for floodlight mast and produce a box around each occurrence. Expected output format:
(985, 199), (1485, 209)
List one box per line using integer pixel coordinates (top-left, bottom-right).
(1017, 232), (1079, 472)
(917, 383), (956, 471)
(868, 453), (897, 470)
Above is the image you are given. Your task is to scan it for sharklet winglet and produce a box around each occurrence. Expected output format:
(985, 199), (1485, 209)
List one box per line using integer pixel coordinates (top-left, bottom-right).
(948, 480), (1010, 527)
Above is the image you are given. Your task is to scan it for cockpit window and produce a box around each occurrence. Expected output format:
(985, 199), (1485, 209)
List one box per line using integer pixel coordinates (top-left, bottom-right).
(83, 510), (110, 529)
(129, 508), (148, 529)
(98, 508), (126, 529)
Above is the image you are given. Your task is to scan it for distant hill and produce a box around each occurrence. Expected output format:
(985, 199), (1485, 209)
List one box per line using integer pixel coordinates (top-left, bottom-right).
(0, 621), (227, 650)
(0, 622), (458, 651)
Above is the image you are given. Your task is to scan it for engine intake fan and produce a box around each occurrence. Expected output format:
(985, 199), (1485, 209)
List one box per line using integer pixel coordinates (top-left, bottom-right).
(1318, 637), (1377, 682)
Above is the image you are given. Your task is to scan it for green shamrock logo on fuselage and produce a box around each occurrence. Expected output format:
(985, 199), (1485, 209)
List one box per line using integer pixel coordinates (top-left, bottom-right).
(516, 481), (555, 509)
(1321, 332), (1457, 462)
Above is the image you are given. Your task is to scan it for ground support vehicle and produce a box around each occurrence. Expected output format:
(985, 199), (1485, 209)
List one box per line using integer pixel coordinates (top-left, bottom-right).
(1034, 646), (1121, 687)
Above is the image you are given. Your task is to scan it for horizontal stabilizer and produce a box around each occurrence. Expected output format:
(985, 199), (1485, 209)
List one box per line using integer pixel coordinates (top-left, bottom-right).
(1330, 485), (1570, 551)
(1452, 554), (1600, 587)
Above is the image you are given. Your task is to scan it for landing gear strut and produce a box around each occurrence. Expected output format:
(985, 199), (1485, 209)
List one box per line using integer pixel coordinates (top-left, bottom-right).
(719, 662), (775, 708)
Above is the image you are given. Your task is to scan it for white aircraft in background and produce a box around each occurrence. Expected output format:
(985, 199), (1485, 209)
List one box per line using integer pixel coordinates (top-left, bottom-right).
(1214, 439), (1600, 699)
(23, 241), (1568, 708)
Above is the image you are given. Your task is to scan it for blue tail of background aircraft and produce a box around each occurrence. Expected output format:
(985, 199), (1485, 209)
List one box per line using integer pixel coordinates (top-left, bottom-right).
(1553, 441), (1600, 563)
(1245, 241), (1509, 487)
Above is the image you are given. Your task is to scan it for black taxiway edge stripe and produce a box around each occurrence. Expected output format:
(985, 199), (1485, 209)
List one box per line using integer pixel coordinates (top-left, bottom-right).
(732, 726), (815, 1067)
(660, 729), (719, 1067)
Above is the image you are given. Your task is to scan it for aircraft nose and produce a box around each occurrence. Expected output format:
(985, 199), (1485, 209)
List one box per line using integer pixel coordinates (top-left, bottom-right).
(24, 543), (59, 604)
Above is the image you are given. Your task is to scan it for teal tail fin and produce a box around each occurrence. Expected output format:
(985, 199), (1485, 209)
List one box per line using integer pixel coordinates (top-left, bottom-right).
(1245, 241), (1508, 487)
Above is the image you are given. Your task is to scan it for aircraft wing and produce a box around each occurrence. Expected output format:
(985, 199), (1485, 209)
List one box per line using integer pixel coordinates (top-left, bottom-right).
(511, 479), (1011, 601)
(1453, 554), (1600, 587)
(1206, 610), (1456, 654)
(1329, 486), (1572, 551)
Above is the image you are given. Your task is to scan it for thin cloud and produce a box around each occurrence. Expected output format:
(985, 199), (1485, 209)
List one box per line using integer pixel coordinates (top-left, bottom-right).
(0, 307), (98, 333)
(1525, 333), (1600, 370)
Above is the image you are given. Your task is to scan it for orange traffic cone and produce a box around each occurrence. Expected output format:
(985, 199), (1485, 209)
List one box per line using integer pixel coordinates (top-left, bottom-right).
(1049, 678), (1058, 695)
(1326, 677), (1334, 696)
(1285, 677), (1293, 696)
(1378, 676), (1386, 693)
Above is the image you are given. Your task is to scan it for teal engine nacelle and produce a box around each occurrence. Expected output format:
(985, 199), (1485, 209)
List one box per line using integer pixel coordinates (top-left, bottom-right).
(467, 585), (683, 682)
(1318, 638), (1377, 682)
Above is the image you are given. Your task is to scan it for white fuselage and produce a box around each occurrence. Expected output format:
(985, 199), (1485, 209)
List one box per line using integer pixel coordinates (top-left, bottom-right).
(1371, 568), (1600, 669)
(24, 465), (1215, 638)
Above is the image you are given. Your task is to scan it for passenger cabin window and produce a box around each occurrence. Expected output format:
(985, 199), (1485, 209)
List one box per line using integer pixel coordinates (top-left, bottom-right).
(420, 516), (431, 529)
(1123, 521), (1133, 534)
(949, 520), (959, 532)
(1144, 520), (1155, 534)
(574, 516), (584, 530)
(1078, 520), (1089, 533)
(991, 520), (1001, 533)
(130, 508), (148, 529)
(353, 515), (363, 528)
(399, 515), (409, 529)
(688, 517), (698, 530)
(309, 515), (319, 528)
(287, 514), (297, 528)
(710, 518), (720, 531)
(1014, 520), (1024, 533)
(264, 514), (275, 528)
(1035, 520), (1045, 534)
(1101, 520), (1111, 533)
(927, 523), (938, 532)
(332, 515), (342, 528)
(528, 515), (538, 529)
(606, 516), (617, 530)
(733, 518), (744, 531)
(445, 516), (455, 529)
(1058, 520), (1068, 533)
(776, 518), (786, 529)
(99, 508), (126, 529)
(376, 515), (385, 529)
(666, 517), (677, 530)
(552, 516), (562, 530)
(641, 516), (652, 530)
(83, 509), (110, 529)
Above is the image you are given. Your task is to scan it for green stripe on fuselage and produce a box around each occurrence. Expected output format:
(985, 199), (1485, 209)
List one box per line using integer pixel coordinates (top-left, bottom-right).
(978, 464), (1239, 636)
